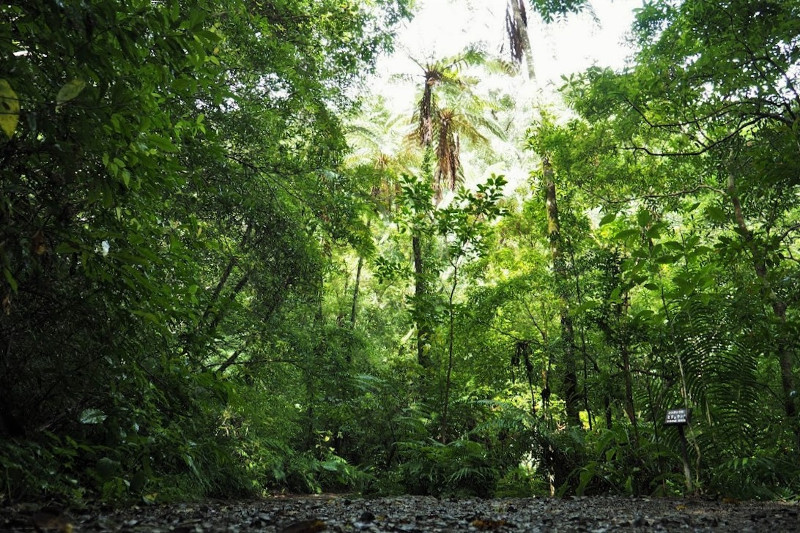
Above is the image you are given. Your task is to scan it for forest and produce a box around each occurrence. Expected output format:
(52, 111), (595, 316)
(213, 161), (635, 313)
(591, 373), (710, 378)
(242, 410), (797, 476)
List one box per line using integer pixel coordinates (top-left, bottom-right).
(1, 0), (800, 507)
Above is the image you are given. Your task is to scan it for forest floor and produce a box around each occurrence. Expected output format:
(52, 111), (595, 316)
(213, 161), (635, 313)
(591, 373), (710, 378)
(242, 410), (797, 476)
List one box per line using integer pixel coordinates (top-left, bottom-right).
(1, 493), (799, 532)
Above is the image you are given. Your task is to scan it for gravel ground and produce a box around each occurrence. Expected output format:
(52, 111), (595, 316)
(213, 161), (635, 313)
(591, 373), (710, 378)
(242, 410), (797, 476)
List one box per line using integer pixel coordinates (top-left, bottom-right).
(2, 494), (798, 532)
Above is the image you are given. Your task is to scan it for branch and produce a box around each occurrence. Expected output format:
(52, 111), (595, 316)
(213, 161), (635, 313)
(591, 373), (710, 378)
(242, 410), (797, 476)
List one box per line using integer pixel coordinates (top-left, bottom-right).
(521, 296), (548, 343)
(624, 96), (745, 131)
(213, 353), (304, 373)
(578, 183), (725, 206)
(623, 117), (761, 157)
(777, 222), (800, 243)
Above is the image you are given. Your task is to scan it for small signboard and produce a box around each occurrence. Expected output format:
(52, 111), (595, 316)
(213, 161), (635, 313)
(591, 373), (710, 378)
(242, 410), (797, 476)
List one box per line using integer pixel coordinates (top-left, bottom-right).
(665, 408), (691, 425)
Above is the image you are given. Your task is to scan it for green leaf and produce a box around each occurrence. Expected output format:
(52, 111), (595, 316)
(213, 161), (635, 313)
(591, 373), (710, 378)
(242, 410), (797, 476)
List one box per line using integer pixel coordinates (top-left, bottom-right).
(646, 224), (662, 239)
(704, 205), (727, 223)
(130, 470), (147, 493)
(96, 457), (120, 481)
(55, 242), (80, 254)
(79, 408), (107, 424)
(598, 212), (616, 226)
(575, 300), (601, 314)
(147, 134), (178, 152)
(3, 267), (18, 292)
(655, 254), (678, 264)
(0, 79), (20, 138)
(614, 229), (640, 240)
(56, 79), (86, 106)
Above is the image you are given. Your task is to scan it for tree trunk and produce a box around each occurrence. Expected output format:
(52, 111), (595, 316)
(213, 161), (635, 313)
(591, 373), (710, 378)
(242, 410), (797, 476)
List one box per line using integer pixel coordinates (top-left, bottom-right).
(350, 256), (363, 327)
(727, 174), (798, 445)
(570, 246), (593, 429)
(617, 290), (638, 440)
(543, 157), (581, 427)
(350, 219), (372, 330)
(412, 233), (431, 367)
(507, 0), (536, 80)
(440, 263), (458, 443)
(200, 224), (252, 328)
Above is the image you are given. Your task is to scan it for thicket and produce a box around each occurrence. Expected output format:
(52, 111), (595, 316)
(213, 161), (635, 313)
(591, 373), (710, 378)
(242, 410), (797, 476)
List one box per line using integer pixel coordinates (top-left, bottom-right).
(2, 0), (800, 505)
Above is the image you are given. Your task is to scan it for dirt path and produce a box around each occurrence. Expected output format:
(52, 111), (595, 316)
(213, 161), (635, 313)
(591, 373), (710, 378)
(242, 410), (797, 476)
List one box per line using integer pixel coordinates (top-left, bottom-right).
(2, 494), (798, 532)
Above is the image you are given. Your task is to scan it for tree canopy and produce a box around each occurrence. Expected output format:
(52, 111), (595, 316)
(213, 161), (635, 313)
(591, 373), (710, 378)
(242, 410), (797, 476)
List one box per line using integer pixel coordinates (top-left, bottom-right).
(2, 0), (800, 504)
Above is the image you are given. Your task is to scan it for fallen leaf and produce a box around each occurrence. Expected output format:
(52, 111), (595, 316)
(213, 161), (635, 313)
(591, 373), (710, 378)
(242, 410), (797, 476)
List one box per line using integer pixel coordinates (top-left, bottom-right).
(32, 510), (73, 532)
(471, 518), (509, 530)
(280, 518), (327, 533)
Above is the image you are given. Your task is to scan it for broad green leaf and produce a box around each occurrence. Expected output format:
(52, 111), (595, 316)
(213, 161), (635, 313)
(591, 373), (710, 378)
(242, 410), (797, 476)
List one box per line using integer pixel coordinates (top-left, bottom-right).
(0, 79), (20, 138)
(598, 212), (616, 226)
(575, 300), (601, 314)
(96, 457), (120, 481)
(646, 224), (662, 239)
(614, 228), (640, 240)
(146, 134), (178, 152)
(56, 79), (86, 106)
(704, 205), (727, 223)
(79, 408), (107, 424)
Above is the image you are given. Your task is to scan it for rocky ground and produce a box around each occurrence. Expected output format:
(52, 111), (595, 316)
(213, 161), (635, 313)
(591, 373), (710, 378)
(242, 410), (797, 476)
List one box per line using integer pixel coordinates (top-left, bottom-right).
(2, 494), (798, 532)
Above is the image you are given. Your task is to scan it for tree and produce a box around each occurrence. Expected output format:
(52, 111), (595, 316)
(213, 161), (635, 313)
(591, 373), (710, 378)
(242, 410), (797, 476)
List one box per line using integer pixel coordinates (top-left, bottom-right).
(405, 50), (502, 366)
(505, 0), (592, 80)
(558, 0), (800, 449)
(541, 157), (581, 427)
(0, 0), (411, 500)
(437, 175), (507, 441)
(344, 97), (418, 329)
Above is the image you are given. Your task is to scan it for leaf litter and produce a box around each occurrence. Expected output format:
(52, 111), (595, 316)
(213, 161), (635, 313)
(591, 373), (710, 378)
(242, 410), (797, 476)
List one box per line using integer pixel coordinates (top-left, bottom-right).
(1, 494), (798, 532)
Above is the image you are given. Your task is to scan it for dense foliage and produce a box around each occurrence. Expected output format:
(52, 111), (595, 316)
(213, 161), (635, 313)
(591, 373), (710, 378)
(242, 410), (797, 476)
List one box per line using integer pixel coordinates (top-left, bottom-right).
(1, 0), (799, 505)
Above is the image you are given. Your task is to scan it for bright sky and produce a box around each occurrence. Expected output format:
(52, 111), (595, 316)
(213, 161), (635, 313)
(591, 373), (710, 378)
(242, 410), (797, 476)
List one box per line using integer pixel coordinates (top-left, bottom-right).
(363, 0), (644, 192)
(377, 0), (643, 88)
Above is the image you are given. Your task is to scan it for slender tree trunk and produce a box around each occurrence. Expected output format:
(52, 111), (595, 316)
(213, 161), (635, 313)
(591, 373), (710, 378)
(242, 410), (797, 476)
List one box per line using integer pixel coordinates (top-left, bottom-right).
(206, 271), (250, 333)
(440, 263), (459, 443)
(305, 271), (327, 451)
(412, 233), (431, 367)
(508, 0), (536, 80)
(727, 175), (798, 445)
(569, 246), (593, 429)
(350, 257), (363, 326)
(616, 291), (638, 440)
(200, 224), (252, 327)
(543, 157), (581, 427)
(350, 220), (372, 330)
(420, 76), (435, 147)
(621, 342), (637, 427)
(214, 276), (291, 374)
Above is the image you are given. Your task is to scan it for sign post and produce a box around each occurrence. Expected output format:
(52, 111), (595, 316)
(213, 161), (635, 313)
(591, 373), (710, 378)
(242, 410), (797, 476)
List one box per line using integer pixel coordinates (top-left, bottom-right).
(664, 408), (692, 492)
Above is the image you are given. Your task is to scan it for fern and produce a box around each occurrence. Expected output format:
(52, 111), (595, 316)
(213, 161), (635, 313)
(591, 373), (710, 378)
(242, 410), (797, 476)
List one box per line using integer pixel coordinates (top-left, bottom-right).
(672, 298), (763, 445)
